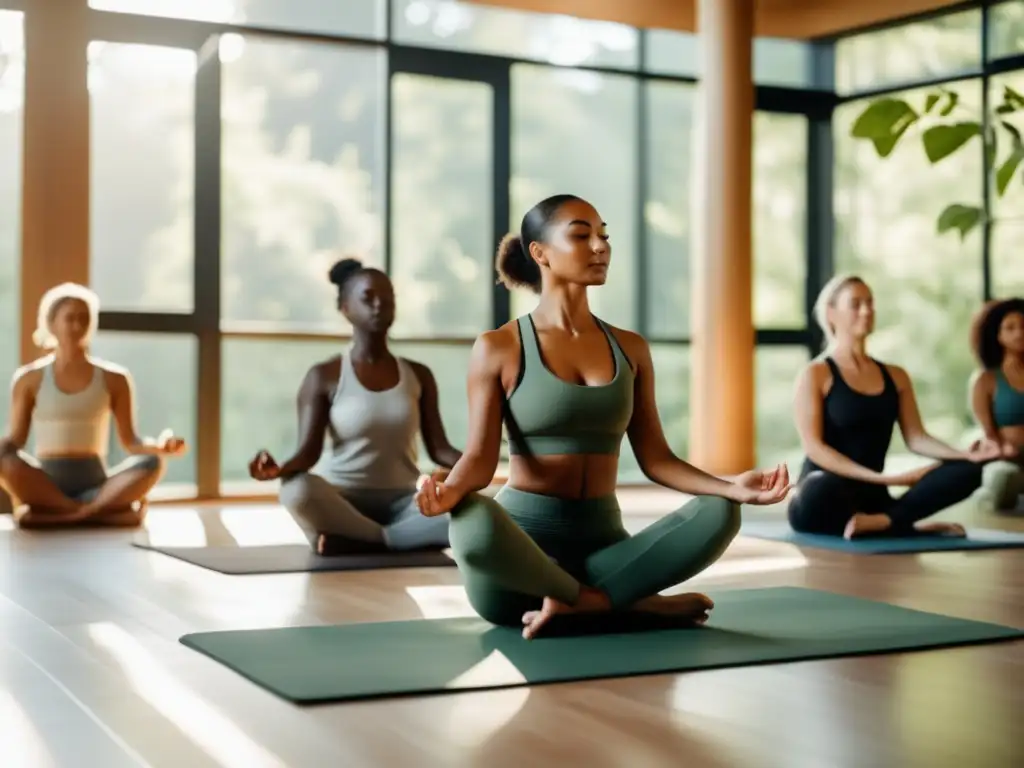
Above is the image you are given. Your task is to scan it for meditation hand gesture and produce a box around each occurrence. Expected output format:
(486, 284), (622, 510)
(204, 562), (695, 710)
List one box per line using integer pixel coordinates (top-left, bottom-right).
(729, 463), (792, 505)
(155, 429), (187, 456)
(248, 449), (281, 481)
(967, 438), (1009, 463)
(415, 472), (461, 517)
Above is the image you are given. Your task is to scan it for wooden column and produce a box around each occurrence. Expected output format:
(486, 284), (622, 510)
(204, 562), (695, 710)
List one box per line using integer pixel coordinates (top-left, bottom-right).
(690, 0), (755, 474)
(19, 0), (90, 364)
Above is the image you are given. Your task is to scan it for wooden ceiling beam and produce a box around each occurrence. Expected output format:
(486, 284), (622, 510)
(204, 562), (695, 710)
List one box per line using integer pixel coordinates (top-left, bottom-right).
(465, 0), (969, 39)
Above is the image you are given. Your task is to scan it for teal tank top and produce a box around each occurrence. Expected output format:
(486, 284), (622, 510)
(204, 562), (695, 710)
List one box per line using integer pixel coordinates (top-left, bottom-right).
(504, 315), (635, 456)
(993, 371), (1024, 428)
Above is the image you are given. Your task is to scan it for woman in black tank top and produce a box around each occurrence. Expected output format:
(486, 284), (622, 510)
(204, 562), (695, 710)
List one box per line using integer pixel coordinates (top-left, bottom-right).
(789, 275), (996, 539)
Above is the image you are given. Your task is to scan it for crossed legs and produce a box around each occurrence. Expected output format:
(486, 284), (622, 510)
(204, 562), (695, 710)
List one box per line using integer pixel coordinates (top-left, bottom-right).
(788, 462), (981, 538)
(279, 473), (450, 554)
(0, 442), (164, 528)
(447, 488), (741, 637)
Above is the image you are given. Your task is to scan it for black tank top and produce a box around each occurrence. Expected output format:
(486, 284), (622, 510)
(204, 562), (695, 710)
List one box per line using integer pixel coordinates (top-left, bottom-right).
(800, 356), (900, 479)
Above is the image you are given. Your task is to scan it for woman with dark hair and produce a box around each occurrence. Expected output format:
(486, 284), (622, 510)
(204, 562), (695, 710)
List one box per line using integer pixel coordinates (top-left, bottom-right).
(787, 274), (995, 540)
(968, 297), (1024, 512)
(415, 194), (791, 640)
(248, 258), (463, 555)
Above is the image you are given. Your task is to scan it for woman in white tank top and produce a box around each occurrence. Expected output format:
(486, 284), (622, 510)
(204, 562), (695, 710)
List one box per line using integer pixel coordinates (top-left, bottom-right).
(0, 283), (188, 528)
(247, 258), (463, 555)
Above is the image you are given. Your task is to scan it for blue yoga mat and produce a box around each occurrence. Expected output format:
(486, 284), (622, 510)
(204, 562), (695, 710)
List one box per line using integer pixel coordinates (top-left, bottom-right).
(741, 520), (1024, 554)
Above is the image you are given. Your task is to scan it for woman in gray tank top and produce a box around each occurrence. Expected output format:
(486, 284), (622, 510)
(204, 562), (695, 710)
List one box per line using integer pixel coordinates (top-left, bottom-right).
(248, 259), (463, 555)
(0, 283), (188, 528)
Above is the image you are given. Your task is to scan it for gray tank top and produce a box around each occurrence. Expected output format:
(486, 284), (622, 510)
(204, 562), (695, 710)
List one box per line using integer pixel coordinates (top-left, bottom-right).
(316, 354), (422, 490)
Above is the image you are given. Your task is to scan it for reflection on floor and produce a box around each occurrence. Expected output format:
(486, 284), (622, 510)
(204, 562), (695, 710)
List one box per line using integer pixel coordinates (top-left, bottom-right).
(1, 487), (1022, 767)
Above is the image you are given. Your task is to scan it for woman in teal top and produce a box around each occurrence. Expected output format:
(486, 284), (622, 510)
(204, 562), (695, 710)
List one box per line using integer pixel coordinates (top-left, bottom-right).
(969, 297), (1024, 512)
(415, 194), (791, 640)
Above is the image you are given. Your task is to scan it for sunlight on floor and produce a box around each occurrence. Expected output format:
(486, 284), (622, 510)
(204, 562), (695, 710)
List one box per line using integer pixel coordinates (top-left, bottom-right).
(405, 585), (474, 619)
(702, 553), (809, 579)
(0, 690), (55, 768)
(87, 622), (287, 768)
(219, 508), (307, 546)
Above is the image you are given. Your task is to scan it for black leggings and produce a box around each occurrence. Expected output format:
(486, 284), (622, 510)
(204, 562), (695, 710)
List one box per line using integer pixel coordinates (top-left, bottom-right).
(787, 461), (982, 536)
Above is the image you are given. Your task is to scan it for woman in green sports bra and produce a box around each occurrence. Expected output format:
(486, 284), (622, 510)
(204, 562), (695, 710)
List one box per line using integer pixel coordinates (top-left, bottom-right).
(969, 297), (1024, 512)
(415, 194), (792, 640)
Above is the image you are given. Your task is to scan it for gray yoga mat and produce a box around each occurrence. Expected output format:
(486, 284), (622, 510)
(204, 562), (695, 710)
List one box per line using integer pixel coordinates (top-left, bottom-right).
(741, 520), (1024, 554)
(131, 541), (455, 574)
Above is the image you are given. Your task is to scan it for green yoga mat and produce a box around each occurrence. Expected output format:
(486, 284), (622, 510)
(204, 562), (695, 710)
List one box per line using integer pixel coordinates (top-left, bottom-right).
(179, 587), (1024, 703)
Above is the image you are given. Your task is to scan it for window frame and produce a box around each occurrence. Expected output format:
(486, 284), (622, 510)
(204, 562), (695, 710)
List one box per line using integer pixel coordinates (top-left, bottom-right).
(24, 0), (1024, 498)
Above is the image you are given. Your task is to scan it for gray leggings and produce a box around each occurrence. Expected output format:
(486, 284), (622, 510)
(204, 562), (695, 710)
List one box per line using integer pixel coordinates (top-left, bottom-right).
(279, 473), (450, 551)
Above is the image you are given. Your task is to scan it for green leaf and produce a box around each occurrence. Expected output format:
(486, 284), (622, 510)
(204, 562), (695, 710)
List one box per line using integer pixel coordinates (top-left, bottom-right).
(939, 91), (959, 116)
(1006, 85), (1024, 109)
(924, 92), (941, 113)
(851, 98), (919, 157)
(922, 122), (981, 163)
(995, 103), (1020, 115)
(937, 204), (982, 239)
(1001, 120), (1023, 148)
(996, 146), (1024, 196)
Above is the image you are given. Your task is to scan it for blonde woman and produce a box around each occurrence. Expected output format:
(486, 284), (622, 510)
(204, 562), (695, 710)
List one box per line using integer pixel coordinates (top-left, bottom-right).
(789, 274), (995, 540)
(0, 283), (186, 528)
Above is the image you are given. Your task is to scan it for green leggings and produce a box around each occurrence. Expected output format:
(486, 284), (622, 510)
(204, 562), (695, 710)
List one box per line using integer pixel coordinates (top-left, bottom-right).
(448, 486), (741, 627)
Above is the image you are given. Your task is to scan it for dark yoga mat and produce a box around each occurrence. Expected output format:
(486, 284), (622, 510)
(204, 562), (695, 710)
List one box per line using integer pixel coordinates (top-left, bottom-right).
(131, 542), (455, 574)
(179, 586), (1024, 703)
(741, 520), (1024, 554)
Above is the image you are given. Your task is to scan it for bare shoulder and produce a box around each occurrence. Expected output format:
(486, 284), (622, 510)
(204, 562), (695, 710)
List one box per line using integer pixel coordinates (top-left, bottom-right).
(602, 323), (647, 369)
(473, 323), (520, 365)
(10, 357), (49, 394)
(92, 357), (132, 392)
(306, 355), (342, 392)
(882, 363), (912, 389)
(969, 367), (996, 391)
(799, 359), (832, 391)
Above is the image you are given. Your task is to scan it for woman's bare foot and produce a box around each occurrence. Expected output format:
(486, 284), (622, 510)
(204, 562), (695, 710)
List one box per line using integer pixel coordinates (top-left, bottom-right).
(914, 521), (966, 537)
(630, 592), (715, 625)
(521, 586), (612, 640)
(843, 512), (892, 540)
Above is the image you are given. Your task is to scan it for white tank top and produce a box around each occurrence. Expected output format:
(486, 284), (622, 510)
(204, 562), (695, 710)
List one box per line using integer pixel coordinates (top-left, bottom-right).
(316, 354), (422, 490)
(32, 361), (111, 458)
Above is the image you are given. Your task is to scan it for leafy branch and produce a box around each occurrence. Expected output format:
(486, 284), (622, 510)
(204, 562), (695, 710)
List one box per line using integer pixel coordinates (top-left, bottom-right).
(850, 84), (1024, 239)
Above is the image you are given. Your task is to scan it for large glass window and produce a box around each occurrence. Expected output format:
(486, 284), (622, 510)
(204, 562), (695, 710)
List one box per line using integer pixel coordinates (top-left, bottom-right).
(834, 81), (984, 449)
(989, 1), (1024, 60)
(0, 10), (23, 432)
(618, 344), (690, 483)
(754, 112), (807, 329)
(835, 9), (982, 95)
(644, 30), (815, 89)
(756, 346), (806, 466)
(90, 333), (198, 492)
(992, 220), (1024, 299)
(390, 73), (493, 337)
(989, 71), (1024, 221)
(89, 42), (195, 313)
(644, 80), (695, 339)
(88, 0), (386, 39)
(510, 64), (639, 329)
(219, 338), (472, 493)
(392, 0), (639, 70)
(219, 37), (386, 333)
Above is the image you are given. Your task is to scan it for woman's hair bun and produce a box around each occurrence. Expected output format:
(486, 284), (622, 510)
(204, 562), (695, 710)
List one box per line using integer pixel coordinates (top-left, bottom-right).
(495, 233), (541, 293)
(328, 257), (364, 289)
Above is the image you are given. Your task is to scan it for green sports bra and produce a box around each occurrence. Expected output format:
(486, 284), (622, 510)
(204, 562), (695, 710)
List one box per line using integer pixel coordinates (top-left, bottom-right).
(993, 370), (1024, 428)
(504, 315), (635, 457)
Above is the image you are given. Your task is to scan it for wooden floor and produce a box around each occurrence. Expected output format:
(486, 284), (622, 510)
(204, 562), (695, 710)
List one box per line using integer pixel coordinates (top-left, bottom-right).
(2, 489), (1023, 768)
